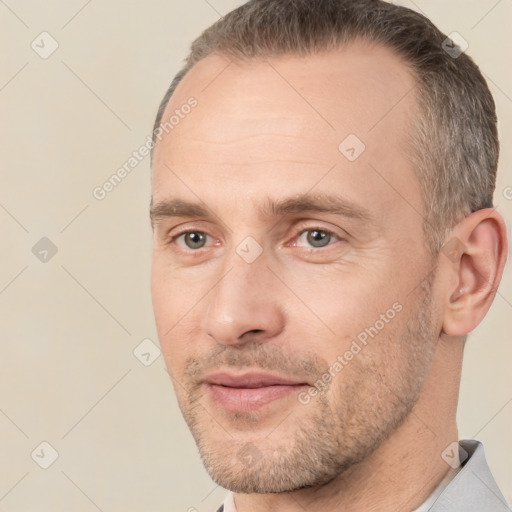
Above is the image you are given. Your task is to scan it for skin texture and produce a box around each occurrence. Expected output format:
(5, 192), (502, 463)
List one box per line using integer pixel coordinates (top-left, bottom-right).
(150, 41), (508, 511)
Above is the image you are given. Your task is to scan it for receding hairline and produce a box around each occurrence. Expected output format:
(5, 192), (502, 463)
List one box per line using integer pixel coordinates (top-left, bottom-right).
(152, 38), (421, 163)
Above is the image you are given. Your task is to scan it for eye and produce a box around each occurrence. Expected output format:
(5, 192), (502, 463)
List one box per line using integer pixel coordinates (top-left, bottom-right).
(167, 225), (343, 254)
(294, 227), (341, 249)
(172, 230), (212, 251)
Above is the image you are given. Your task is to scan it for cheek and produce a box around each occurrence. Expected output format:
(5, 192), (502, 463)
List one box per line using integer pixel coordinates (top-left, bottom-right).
(285, 263), (392, 331)
(151, 259), (196, 328)
(151, 271), (193, 370)
(159, 330), (194, 387)
(282, 267), (410, 375)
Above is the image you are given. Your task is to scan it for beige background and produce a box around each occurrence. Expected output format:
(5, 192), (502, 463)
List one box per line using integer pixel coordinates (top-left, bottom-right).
(0, 1), (510, 511)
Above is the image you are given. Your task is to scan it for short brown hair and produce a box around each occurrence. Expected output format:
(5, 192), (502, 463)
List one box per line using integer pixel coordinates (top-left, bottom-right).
(152, 0), (498, 256)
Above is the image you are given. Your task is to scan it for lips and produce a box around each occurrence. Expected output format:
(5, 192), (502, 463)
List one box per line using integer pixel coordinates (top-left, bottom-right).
(203, 371), (309, 412)
(204, 371), (307, 388)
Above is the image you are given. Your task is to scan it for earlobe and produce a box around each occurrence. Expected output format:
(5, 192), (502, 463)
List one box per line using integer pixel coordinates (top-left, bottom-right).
(441, 209), (508, 338)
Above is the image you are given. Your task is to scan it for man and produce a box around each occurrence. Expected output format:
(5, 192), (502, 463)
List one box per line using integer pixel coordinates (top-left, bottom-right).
(149, 0), (510, 510)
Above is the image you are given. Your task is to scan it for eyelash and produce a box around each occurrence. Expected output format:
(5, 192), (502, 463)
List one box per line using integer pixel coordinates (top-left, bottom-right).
(168, 224), (343, 255)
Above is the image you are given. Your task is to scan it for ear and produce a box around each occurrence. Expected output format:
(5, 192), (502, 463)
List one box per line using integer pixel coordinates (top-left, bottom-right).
(440, 208), (508, 337)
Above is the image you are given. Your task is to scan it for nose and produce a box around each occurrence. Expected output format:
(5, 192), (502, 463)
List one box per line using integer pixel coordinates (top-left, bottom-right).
(200, 250), (286, 347)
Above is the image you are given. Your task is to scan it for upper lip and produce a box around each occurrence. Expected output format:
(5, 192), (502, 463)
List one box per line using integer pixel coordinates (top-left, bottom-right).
(203, 371), (308, 388)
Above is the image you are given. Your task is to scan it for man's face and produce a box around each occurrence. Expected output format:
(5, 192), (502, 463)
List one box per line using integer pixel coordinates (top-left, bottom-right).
(151, 42), (442, 493)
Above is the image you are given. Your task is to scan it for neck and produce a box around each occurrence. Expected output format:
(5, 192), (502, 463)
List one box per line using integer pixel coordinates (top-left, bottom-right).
(233, 335), (463, 512)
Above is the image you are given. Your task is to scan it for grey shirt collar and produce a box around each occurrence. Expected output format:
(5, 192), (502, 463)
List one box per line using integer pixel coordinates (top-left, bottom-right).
(429, 439), (510, 511)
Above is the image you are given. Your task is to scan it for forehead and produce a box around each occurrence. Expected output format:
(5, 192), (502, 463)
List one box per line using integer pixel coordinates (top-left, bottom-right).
(152, 42), (422, 228)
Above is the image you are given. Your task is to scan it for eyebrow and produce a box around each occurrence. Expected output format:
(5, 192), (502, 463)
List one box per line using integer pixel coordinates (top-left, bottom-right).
(149, 192), (374, 228)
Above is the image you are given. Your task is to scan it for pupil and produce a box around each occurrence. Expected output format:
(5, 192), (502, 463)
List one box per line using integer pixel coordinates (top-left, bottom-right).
(308, 230), (329, 247)
(187, 232), (205, 248)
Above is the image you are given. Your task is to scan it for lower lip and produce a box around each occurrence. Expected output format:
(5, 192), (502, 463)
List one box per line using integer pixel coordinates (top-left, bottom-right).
(206, 383), (307, 412)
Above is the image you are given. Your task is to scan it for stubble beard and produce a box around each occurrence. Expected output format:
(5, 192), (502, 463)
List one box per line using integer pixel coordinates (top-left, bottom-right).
(175, 277), (438, 494)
